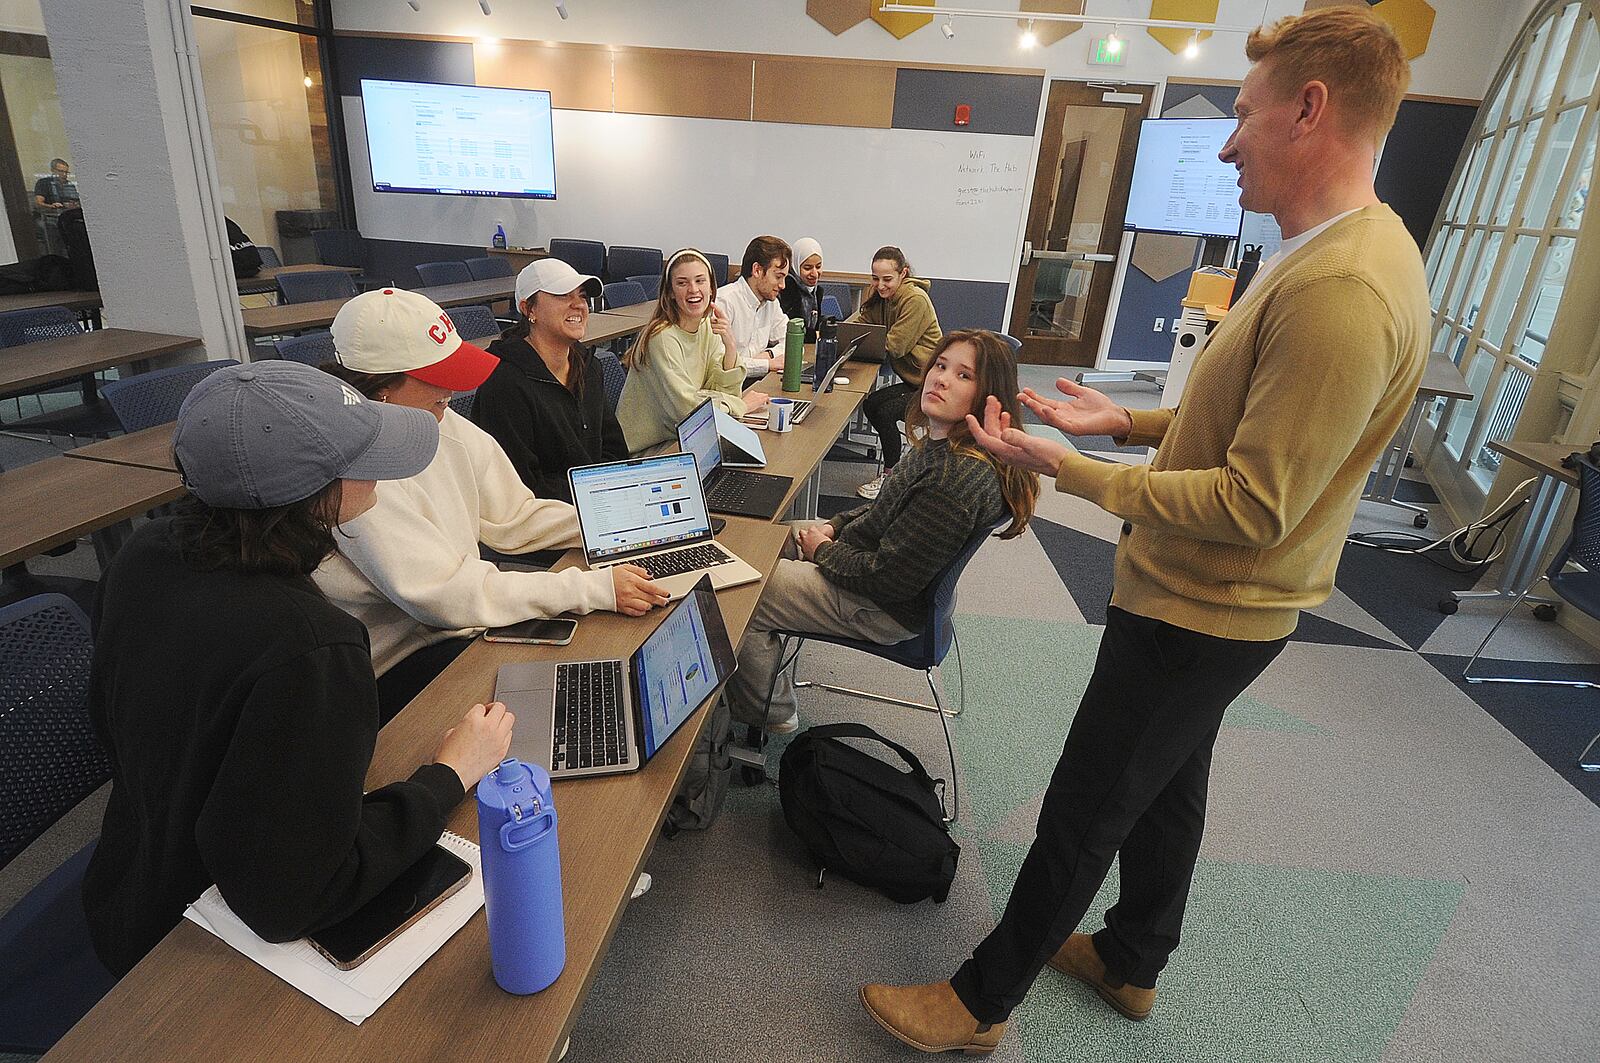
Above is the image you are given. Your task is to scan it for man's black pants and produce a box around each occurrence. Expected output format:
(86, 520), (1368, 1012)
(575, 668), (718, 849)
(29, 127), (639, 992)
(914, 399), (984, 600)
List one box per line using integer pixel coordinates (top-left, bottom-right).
(951, 605), (1288, 1024)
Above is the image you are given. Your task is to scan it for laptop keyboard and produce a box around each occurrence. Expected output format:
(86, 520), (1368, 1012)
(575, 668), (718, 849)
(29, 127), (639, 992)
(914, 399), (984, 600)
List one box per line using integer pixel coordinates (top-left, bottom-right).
(632, 543), (733, 580)
(708, 470), (776, 508)
(552, 660), (629, 771)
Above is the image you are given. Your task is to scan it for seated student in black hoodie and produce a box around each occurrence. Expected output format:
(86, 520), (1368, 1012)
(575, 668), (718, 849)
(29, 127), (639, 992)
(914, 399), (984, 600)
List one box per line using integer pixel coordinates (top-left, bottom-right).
(82, 361), (515, 977)
(477, 259), (629, 503)
(777, 237), (825, 341)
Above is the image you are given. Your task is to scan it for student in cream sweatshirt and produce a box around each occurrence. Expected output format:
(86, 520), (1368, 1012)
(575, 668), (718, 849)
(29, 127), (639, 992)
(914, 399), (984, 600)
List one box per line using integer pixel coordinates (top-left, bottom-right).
(312, 289), (669, 721)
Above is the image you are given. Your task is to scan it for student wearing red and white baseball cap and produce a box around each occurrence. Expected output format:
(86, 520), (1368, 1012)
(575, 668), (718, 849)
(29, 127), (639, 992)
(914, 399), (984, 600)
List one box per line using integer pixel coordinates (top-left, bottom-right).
(314, 288), (668, 721)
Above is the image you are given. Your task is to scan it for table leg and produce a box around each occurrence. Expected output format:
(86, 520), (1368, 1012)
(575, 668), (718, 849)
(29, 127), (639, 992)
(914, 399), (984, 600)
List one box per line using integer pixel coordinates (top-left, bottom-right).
(1449, 473), (1567, 608)
(1360, 397), (1430, 520)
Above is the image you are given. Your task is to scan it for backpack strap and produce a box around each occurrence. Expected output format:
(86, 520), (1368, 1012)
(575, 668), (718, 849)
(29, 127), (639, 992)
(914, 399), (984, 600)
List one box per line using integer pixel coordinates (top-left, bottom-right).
(803, 723), (935, 788)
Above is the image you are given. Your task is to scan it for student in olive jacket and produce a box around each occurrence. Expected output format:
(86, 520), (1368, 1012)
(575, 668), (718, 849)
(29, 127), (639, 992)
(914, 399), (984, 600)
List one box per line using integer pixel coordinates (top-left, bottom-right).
(476, 259), (629, 503)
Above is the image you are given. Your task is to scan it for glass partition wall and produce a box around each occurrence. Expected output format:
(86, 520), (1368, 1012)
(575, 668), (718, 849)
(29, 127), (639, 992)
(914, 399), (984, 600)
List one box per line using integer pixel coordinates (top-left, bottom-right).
(1424, 0), (1599, 509)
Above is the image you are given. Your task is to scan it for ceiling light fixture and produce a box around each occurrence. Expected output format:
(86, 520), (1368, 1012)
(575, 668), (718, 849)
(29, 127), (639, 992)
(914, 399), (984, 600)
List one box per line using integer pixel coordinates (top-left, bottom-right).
(555, 1), (569, 18)
(1020, 18), (1037, 49)
(877, 5), (1259, 37)
(303, 75), (314, 88)
(1184, 32), (1200, 59)
(1105, 28), (1123, 55)
(406, 0), (421, 10)
(942, 16), (955, 39)
(479, 0), (492, 15)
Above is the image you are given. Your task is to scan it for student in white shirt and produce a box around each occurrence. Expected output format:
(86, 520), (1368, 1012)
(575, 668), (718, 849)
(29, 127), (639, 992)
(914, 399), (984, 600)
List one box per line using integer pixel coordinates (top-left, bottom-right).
(313, 289), (669, 722)
(715, 234), (791, 375)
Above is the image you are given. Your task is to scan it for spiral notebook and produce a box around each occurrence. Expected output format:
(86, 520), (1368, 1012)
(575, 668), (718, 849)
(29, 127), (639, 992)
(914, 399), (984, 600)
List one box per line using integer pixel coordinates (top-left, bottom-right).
(182, 832), (484, 1025)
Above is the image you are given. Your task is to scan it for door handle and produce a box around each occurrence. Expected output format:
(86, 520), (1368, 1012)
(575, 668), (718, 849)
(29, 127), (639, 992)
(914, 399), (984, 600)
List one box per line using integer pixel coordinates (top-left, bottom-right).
(1022, 246), (1116, 265)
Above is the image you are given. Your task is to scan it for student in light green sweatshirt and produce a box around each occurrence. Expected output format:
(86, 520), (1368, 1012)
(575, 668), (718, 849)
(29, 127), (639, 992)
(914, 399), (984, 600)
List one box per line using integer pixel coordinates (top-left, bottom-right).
(616, 248), (770, 452)
(847, 245), (943, 498)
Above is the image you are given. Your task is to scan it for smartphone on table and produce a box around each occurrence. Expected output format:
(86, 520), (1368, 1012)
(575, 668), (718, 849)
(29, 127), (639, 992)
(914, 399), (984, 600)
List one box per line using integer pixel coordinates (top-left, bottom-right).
(308, 844), (472, 970)
(483, 618), (579, 645)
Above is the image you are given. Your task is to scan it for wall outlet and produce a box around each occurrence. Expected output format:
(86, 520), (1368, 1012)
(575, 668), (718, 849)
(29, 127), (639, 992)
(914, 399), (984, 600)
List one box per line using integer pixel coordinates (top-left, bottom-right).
(1152, 317), (1165, 332)
(1170, 318), (1182, 333)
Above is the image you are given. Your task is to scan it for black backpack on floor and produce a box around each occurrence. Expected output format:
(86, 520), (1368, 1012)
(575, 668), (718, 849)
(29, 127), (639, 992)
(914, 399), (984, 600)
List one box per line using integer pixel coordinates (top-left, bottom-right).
(778, 723), (958, 904)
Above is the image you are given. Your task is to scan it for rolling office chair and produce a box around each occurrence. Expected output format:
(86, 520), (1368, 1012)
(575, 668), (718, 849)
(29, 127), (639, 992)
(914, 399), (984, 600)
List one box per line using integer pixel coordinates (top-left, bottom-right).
(547, 239), (606, 279)
(309, 229), (391, 290)
(602, 281), (648, 310)
(1463, 452), (1600, 771)
(448, 389), (477, 421)
(445, 304), (499, 344)
(272, 330), (336, 367)
(415, 261), (472, 287)
(0, 593), (118, 1054)
(276, 269), (358, 305)
(739, 522), (1004, 823)
(606, 246), (663, 282)
(819, 281), (854, 316)
(101, 360), (240, 433)
(0, 306), (122, 440)
(626, 274), (661, 296)
(1000, 334), (1023, 353)
(704, 252), (732, 285)
(821, 295), (844, 320)
(0, 306), (83, 418)
(465, 255), (515, 280)
(594, 351), (628, 413)
(255, 245), (282, 269)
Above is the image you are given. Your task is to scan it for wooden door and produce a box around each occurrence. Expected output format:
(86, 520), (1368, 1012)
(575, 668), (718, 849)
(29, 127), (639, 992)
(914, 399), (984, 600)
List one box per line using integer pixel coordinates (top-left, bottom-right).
(1008, 81), (1153, 366)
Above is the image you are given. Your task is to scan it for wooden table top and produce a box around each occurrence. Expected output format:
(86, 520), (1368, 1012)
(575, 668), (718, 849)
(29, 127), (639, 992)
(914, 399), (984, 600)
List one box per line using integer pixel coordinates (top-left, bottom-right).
(0, 457), (184, 567)
(44, 519), (791, 1063)
(1486, 439), (1581, 486)
(1420, 352), (1474, 401)
(741, 381), (866, 517)
(583, 310), (650, 346)
(0, 328), (201, 397)
(65, 423), (177, 472)
(241, 278), (518, 337)
(0, 289), (102, 315)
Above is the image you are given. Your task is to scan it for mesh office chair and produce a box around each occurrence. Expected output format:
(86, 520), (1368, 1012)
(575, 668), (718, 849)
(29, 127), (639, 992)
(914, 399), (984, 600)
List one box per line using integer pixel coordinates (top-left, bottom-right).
(606, 246), (663, 282)
(602, 281), (648, 310)
(819, 282), (854, 316)
(277, 269), (358, 304)
(0, 306), (80, 348)
(448, 389), (477, 421)
(1463, 453), (1600, 770)
(255, 245), (282, 269)
(547, 239), (606, 279)
(309, 229), (390, 290)
(465, 256), (515, 280)
(1000, 334), (1023, 353)
(100, 360), (239, 433)
(0, 593), (118, 1052)
(595, 351), (628, 412)
(821, 295), (844, 320)
(627, 274), (661, 297)
(0, 307), (121, 439)
(704, 253), (732, 286)
(272, 330), (337, 367)
(416, 261), (472, 287)
(446, 304), (499, 343)
(742, 523), (1004, 823)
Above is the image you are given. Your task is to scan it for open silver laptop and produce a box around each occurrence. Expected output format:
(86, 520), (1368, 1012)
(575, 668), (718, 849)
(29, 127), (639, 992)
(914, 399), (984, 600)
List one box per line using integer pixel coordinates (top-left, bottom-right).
(567, 451), (763, 599)
(494, 576), (737, 779)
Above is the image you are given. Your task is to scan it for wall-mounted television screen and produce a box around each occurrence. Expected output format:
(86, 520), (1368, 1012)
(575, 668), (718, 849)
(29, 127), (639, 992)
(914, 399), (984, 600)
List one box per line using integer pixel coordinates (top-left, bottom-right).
(1123, 117), (1242, 239)
(361, 78), (557, 200)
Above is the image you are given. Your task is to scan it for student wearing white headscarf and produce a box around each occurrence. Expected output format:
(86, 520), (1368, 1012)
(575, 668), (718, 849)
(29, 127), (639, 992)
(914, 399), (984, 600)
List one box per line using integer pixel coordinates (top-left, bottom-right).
(779, 237), (826, 342)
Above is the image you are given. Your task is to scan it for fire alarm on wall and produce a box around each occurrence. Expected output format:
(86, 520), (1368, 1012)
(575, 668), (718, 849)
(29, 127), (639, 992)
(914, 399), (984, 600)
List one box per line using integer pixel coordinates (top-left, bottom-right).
(954, 104), (971, 126)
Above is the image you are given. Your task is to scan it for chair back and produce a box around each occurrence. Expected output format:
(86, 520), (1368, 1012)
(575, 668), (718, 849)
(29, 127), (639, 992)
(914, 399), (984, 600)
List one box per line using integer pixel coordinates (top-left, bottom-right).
(704, 253), (731, 285)
(548, 239), (606, 278)
(100, 359), (239, 433)
(627, 274), (661, 295)
(1549, 455), (1600, 576)
(999, 334), (1023, 353)
(255, 245), (282, 269)
(606, 245), (663, 281)
(311, 228), (367, 269)
(821, 295), (844, 320)
(277, 269), (358, 304)
(273, 330), (337, 367)
(595, 351), (628, 412)
(416, 260), (472, 287)
(446, 304), (498, 343)
(0, 306), (80, 348)
(603, 281), (648, 310)
(905, 522), (1003, 668)
(465, 255), (515, 280)
(819, 281), (854, 315)
(448, 389), (477, 421)
(0, 594), (105, 869)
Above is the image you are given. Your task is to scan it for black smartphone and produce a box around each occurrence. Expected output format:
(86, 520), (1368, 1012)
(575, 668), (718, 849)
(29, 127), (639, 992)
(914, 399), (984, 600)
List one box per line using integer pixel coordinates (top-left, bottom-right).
(483, 617), (579, 645)
(308, 845), (472, 970)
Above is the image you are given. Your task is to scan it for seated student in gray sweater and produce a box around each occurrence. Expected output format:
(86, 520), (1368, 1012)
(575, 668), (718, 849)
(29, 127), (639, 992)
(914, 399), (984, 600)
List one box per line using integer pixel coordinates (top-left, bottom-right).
(724, 330), (1039, 733)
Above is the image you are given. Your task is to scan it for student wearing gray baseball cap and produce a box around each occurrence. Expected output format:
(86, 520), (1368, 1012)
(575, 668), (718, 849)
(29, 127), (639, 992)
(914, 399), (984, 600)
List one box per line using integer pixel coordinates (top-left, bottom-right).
(82, 360), (516, 977)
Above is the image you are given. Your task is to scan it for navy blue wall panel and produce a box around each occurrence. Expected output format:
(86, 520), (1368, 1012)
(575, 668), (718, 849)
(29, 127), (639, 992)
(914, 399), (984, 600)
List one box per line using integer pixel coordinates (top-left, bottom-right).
(929, 279), (1009, 333)
(333, 36), (476, 98)
(1376, 99), (1479, 250)
(892, 69), (1043, 136)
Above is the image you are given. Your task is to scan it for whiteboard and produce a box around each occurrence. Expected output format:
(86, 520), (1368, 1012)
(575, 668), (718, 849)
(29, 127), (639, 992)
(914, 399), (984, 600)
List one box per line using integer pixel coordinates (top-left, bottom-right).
(344, 100), (1033, 284)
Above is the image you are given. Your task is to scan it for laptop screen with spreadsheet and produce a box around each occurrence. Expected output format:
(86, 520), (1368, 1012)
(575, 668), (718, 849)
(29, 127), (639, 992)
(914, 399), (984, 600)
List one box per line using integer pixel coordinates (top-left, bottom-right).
(569, 452), (713, 562)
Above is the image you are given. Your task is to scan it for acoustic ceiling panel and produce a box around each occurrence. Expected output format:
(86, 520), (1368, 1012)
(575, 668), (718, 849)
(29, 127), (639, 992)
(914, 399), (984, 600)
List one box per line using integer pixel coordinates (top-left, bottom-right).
(1147, 0), (1218, 55)
(872, 0), (933, 39)
(807, 0), (873, 36)
(1014, 0), (1087, 48)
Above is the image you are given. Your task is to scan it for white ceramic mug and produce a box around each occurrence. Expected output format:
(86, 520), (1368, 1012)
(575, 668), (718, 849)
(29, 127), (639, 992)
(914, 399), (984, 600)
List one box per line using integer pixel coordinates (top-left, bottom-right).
(768, 397), (795, 433)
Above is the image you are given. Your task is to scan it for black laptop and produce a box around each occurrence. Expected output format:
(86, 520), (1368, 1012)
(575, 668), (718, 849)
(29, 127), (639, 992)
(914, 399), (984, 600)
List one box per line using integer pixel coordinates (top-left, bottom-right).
(676, 399), (794, 520)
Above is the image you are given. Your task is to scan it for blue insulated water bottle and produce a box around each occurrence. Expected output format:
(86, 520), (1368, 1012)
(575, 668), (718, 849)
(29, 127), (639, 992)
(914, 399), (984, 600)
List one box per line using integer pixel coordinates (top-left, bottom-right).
(476, 758), (566, 994)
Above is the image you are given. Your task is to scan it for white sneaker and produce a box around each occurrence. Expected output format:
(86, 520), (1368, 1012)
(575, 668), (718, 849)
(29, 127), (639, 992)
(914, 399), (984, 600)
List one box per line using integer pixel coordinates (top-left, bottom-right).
(767, 710), (800, 734)
(631, 872), (652, 900)
(857, 472), (887, 499)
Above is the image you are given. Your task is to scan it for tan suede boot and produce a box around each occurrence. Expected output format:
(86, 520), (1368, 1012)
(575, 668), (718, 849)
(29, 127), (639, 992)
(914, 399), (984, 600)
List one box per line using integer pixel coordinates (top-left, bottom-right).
(859, 981), (1006, 1055)
(1048, 933), (1156, 1021)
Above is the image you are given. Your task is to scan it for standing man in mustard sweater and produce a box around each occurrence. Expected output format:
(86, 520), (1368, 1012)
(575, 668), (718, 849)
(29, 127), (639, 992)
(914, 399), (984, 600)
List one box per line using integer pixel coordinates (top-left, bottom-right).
(860, 7), (1430, 1054)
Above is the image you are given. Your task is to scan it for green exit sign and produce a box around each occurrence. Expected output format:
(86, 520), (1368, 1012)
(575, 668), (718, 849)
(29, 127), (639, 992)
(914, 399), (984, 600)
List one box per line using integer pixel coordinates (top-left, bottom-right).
(1090, 36), (1127, 65)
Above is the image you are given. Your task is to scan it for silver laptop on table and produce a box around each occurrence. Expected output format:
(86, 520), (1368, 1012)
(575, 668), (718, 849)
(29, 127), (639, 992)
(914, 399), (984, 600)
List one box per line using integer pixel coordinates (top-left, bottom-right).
(494, 576), (738, 779)
(567, 451), (763, 600)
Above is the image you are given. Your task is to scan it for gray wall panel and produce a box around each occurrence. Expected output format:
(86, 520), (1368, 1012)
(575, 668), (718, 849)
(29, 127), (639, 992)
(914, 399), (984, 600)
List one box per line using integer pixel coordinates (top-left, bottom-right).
(892, 69), (1043, 136)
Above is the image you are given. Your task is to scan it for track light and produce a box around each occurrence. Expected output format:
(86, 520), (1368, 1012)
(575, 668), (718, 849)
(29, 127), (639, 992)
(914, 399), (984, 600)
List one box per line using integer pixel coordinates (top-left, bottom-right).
(406, 0), (420, 10)
(1184, 32), (1200, 59)
(555, 1), (569, 18)
(1105, 29), (1123, 55)
(479, 0), (491, 15)
(1020, 18), (1037, 49)
(941, 17), (955, 39)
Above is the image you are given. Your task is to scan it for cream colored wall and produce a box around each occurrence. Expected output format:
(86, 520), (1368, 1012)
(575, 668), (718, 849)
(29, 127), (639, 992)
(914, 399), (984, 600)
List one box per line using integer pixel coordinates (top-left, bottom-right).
(0, 0), (43, 34)
(195, 17), (323, 254)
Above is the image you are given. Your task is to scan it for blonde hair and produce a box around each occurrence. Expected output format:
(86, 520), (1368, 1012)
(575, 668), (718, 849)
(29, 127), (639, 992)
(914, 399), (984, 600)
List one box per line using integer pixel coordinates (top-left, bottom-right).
(902, 329), (1038, 540)
(625, 248), (718, 370)
(1245, 5), (1409, 146)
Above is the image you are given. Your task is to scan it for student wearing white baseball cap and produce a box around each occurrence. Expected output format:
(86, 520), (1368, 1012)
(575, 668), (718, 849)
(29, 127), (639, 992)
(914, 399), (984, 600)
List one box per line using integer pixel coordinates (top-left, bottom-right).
(83, 361), (516, 976)
(476, 258), (627, 503)
(315, 288), (668, 721)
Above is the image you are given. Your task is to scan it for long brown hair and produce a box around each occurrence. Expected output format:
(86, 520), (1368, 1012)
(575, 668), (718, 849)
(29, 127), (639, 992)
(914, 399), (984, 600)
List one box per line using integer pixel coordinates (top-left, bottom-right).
(497, 294), (588, 398)
(169, 475), (345, 578)
(903, 329), (1038, 539)
(861, 244), (913, 312)
(625, 248), (718, 370)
